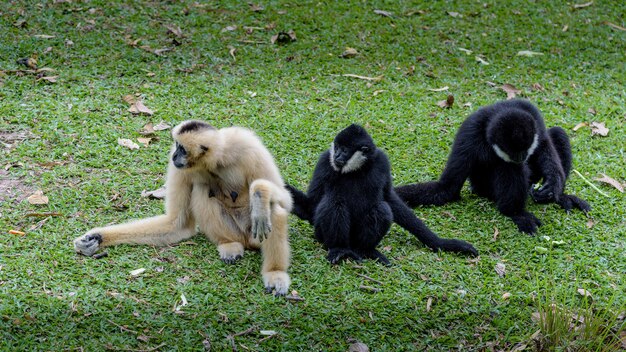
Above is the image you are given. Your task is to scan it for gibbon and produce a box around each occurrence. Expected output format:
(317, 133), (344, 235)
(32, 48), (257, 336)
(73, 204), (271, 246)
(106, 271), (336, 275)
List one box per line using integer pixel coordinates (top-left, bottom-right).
(74, 120), (294, 295)
(287, 124), (478, 265)
(396, 99), (590, 235)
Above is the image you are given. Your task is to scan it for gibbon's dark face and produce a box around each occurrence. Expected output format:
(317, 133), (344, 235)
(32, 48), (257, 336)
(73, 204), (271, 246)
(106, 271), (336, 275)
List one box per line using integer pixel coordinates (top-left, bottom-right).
(172, 142), (189, 169)
(487, 111), (538, 164)
(329, 124), (376, 173)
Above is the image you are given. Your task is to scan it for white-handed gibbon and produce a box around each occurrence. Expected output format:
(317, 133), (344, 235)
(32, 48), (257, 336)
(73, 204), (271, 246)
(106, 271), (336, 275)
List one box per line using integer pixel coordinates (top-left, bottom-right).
(395, 99), (590, 235)
(74, 120), (294, 295)
(287, 124), (478, 265)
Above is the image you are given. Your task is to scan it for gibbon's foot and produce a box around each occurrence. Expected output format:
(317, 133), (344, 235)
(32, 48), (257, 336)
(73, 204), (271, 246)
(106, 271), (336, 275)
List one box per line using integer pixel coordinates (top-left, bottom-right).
(326, 248), (362, 265)
(510, 212), (542, 235)
(218, 242), (244, 264)
(359, 249), (391, 266)
(530, 184), (557, 204)
(74, 232), (103, 256)
(556, 194), (591, 214)
(262, 271), (291, 296)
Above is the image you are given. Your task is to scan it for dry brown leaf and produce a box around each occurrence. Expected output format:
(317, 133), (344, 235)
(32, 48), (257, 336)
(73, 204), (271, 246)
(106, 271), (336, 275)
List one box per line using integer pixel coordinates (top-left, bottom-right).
(604, 22), (626, 31)
(495, 263), (506, 277)
(137, 335), (150, 342)
(128, 101), (154, 116)
(531, 83), (544, 91)
(141, 186), (166, 199)
(447, 11), (461, 18)
(153, 47), (173, 56)
(228, 46), (236, 61)
(573, 122), (588, 131)
(139, 122), (155, 135)
(249, 3), (264, 12)
(342, 74), (384, 82)
(374, 9), (392, 17)
(502, 292), (511, 300)
(137, 137), (152, 147)
(436, 95), (454, 108)
(37, 76), (58, 83)
(427, 86), (449, 92)
(501, 84), (521, 99)
(27, 190), (49, 205)
(340, 47), (359, 58)
(587, 107), (597, 115)
(594, 173), (624, 192)
(493, 226), (499, 241)
(118, 138), (139, 150)
(153, 121), (171, 131)
(9, 229), (26, 235)
(562, 25), (569, 32)
(65, 39), (74, 47)
(573, 1), (593, 9)
(348, 342), (370, 352)
(122, 94), (137, 104)
(577, 288), (592, 298)
(586, 218), (596, 229)
(426, 297), (432, 312)
(372, 90), (385, 96)
(221, 25), (237, 33)
(166, 24), (183, 38)
(271, 30), (296, 44)
(130, 268), (146, 277)
(590, 122), (609, 136)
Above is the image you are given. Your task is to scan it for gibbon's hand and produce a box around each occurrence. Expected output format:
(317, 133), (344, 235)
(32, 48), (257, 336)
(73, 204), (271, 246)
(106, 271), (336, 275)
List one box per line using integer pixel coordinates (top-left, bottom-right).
(531, 175), (564, 203)
(251, 210), (272, 241)
(74, 233), (102, 256)
(510, 212), (542, 235)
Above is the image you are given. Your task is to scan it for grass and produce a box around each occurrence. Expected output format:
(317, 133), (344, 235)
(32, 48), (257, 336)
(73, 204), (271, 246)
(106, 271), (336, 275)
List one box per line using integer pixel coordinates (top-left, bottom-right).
(1, 0), (625, 350)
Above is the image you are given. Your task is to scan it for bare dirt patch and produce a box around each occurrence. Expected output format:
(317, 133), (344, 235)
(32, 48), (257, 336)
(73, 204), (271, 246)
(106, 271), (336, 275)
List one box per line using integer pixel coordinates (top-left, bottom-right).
(0, 169), (33, 204)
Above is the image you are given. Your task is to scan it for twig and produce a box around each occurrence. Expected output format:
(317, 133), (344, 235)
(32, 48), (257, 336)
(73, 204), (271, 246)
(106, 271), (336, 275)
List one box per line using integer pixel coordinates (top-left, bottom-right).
(359, 285), (381, 293)
(356, 273), (383, 285)
(25, 212), (63, 217)
(573, 169), (609, 197)
(285, 295), (305, 302)
(116, 343), (167, 352)
(226, 326), (257, 352)
(258, 334), (277, 343)
(107, 319), (138, 334)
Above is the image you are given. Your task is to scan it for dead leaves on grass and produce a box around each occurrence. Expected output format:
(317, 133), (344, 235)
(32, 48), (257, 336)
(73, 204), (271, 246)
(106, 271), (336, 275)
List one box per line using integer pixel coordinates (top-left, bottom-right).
(27, 190), (49, 205)
(594, 174), (624, 193)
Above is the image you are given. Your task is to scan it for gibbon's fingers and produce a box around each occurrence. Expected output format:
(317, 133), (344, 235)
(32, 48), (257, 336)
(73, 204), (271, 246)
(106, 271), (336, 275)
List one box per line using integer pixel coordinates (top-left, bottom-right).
(251, 204), (272, 241)
(74, 232), (103, 256)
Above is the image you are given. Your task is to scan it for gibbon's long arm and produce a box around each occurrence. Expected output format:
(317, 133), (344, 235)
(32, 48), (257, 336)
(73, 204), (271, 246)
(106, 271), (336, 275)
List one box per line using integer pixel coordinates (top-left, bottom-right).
(285, 184), (314, 223)
(395, 141), (472, 207)
(386, 183), (478, 256)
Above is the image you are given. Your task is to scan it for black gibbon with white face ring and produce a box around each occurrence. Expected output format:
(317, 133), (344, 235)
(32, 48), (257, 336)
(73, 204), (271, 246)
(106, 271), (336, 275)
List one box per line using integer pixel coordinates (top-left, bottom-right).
(395, 99), (590, 235)
(287, 124), (478, 265)
(74, 120), (294, 295)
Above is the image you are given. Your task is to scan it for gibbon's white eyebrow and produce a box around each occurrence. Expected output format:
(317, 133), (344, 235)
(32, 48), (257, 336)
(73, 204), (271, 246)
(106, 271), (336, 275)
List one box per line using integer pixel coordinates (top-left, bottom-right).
(341, 151), (367, 173)
(492, 144), (512, 162)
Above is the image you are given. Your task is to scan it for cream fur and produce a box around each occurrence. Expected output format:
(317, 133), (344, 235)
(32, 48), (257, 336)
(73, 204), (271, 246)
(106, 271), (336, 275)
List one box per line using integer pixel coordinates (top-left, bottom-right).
(74, 121), (293, 295)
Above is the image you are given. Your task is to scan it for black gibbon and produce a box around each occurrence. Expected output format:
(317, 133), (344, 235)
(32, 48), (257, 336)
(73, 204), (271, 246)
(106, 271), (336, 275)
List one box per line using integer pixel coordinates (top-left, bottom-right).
(395, 99), (590, 235)
(74, 120), (294, 295)
(287, 124), (478, 265)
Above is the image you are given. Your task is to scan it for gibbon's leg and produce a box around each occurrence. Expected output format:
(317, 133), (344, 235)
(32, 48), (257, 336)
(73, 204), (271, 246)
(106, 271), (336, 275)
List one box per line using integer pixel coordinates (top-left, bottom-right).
(260, 204), (291, 295)
(352, 201), (393, 265)
(313, 197), (360, 264)
(74, 165), (195, 256)
(492, 165), (541, 234)
(395, 148), (470, 207)
(248, 179), (292, 294)
(387, 190), (478, 256)
(531, 127), (590, 212)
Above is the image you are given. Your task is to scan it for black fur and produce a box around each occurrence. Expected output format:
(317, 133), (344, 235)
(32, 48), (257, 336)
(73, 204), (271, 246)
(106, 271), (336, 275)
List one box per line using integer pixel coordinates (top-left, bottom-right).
(178, 120), (214, 134)
(287, 124), (478, 265)
(395, 99), (590, 235)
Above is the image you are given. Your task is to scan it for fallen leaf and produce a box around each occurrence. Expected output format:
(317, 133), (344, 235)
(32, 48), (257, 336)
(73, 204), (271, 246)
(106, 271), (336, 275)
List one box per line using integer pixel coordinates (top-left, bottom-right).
(535, 246), (548, 253)
(141, 186), (166, 199)
(502, 292), (511, 300)
(604, 22), (626, 31)
(146, 72), (155, 77)
(517, 50), (544, 57)
(372, 90), (385, 96)
(122, 94), (137, 104)
(594, 174), (624, 192)
(177, 276), (190, 284)
(348, 342), (370, 352)
(137, 335), (150, 342)
(260, 330), (277, 336)
(175, 293), (188, 311)
(246, 91), (257, 97)
(137, 137), (152, 147)
(153, 121), (171, 131)
(118, 138), (139, 150)
(531, 83), (544, 91)
(590, 122), (608, 136)
(577, 288), (592, 298)
(586, 218), (596, 229)
(271, 30), (296, 44)
(447, 11), (461, 18)
(573, 1), (593, 9)
(27, 190), (49, 205)
(37, 76), (58, 83)
(573, 122), (588, 131)
(495, 263), (506, 277)
(374, 9), (392, 17)
(340, 47), (359, 58)
(65, 39), (74, 46)
(16, 57), (38, 69)
(342, 74), (384, 82)
(587, 107), (597, 115)
(139, 122), (155, 135)
(128, 101), (154, 116)
(14, 18), (27, 28)
(486, 81), (497, 87)
(475, 56), (489, 65)
(501, 83), (521, 99)
(463, 102), (472, 108)
(426, 297), (432, 312)
(249, 3), (264, 12)
(33, 34), (55, 39)
(493, 227), (499, 241)
(153, 47), (173, 56)
(436, 95), (454, 108)
(427, 86), (449, 92)
(221, 25), (237, 33)
(228, 46), (236, 61)
(165, 24), (183, 38)
(457, 47), (472, 54)
(9, 230), (26, 235)
(129, 268), (146, 277)
(562, 25), (569, 32)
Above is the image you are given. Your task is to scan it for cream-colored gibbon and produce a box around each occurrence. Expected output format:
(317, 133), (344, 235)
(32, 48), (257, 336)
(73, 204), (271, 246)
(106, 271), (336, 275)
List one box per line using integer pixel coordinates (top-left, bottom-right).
(74, 120), (293, 295)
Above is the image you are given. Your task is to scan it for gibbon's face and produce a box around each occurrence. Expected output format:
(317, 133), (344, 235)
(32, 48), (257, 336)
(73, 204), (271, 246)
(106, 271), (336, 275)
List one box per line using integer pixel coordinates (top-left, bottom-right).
(329, 124), (376, 173)
(171, 120), (216, 169)
(488, 112), (538, 164)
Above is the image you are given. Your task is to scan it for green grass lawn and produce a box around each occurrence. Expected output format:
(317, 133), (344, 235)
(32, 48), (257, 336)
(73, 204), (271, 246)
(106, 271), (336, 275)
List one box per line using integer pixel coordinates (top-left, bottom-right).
(1, 1), (624, 350)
